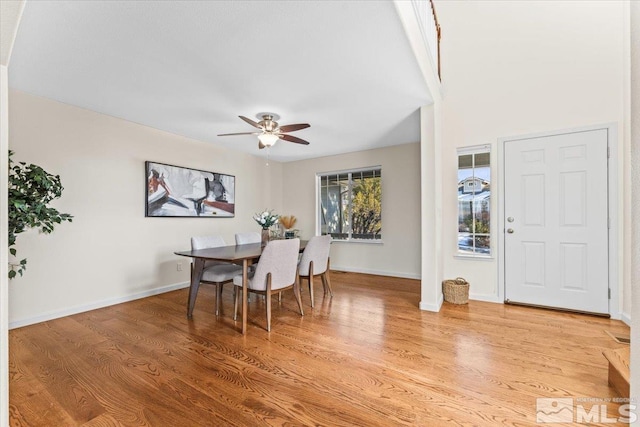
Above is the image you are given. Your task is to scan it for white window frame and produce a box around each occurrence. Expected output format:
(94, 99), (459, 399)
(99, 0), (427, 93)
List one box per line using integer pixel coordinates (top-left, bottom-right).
(456, 144), (492, 258)
(316, 166), (382, 243)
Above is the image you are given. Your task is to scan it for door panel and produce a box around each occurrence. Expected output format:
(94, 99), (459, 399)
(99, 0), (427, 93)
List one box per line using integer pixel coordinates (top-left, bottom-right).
(504, 129), (608, 314)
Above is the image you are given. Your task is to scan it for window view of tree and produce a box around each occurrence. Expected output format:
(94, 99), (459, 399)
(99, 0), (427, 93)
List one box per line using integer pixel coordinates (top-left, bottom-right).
(319, 168), (381, 241)
(458, 150), (490, 255)
(351, 174), (381, 238)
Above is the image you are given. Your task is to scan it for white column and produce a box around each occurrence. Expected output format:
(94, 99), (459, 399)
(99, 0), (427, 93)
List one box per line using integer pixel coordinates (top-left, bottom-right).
(629, 1), (640, 422)
(419, 104), (443, 311)
(394, 0), (444, 311)
(1, 2), (26, 423)
(0, 63), (8, 427)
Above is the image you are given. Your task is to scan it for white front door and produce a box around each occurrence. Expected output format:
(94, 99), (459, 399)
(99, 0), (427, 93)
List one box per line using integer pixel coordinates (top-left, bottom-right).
(504, 129), (609, 314)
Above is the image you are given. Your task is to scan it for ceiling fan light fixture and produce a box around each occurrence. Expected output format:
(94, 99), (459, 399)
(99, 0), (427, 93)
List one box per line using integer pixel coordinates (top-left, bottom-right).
(219, 113), (310, 149)
(258, 132), (279, 147)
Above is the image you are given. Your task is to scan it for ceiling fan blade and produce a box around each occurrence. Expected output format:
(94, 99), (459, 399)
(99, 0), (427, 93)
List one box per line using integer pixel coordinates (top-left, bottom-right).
(280, 134), (310, 145)
(279, 123), (310, 133)
(217, 132), (259, 136)
(239, 116), (262, 129)
(258, 141), (266, 149)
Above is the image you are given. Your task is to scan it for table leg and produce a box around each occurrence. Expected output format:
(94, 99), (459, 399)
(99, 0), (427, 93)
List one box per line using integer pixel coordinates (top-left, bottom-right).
(242, 259), (248, 335)
(187, 258), (205, 318)
(294, 273), (304, 316)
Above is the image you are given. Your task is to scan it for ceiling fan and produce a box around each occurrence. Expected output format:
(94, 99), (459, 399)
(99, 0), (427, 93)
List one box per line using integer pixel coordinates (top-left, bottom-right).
(218, 113), (310, 149)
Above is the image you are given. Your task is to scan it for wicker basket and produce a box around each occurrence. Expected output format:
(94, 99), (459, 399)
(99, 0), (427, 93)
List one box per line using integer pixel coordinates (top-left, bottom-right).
(442, 277), (469, 304)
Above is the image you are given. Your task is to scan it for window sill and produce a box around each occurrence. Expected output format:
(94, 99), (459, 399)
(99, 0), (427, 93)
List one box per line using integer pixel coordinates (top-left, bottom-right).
(454, 254), (494, 261)
(332, 239), (383, 245)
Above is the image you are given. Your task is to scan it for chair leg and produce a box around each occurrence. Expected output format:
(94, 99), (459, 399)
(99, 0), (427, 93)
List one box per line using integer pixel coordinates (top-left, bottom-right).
(322, 259), (334, 296)
(215, 283), (223, 316)
(308, 276), (315, 308)
(308, 261), (315, 308)
(233, 285), (239, 321)
(266, 274), (272, 332)
(321, 272), (333, 296)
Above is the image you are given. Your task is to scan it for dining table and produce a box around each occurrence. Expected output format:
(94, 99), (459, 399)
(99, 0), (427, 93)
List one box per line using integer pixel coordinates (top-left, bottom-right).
(175, 239), (307, 334)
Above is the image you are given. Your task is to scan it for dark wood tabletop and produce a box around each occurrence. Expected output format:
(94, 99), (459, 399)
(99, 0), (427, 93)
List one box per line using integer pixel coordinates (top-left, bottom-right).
(174, 240), (307, 262)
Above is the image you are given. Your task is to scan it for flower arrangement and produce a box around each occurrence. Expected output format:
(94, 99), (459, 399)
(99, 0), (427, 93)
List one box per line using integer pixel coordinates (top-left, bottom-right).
(253, 209), (279, 230)
(279, 215), (297, 230)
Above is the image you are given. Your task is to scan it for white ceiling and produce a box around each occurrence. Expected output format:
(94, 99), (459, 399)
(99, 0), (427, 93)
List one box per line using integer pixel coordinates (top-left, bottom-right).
(8, 0), (431, 162)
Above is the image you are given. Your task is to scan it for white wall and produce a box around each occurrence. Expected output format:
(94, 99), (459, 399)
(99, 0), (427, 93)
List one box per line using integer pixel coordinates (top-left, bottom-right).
(281, 142), (421, 279)
(1, 1), (25, 424)
(629, 0), (640, 416)
(0, 64), (9, 427)
(8, 90), (283, 327)
(436, 1), (629, 307)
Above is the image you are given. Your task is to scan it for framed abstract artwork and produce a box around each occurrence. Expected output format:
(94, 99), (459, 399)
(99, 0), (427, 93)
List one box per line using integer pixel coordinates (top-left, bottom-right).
(145, 161), (235, 217)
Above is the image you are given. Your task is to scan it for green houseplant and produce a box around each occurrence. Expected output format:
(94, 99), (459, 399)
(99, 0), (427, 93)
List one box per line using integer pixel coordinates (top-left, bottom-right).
(8, 150), (73, 279)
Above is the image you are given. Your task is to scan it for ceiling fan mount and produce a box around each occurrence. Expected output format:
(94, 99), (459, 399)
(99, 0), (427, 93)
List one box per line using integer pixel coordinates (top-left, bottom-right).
(255, 112), (280, 121)
(255, 113), (280, 134)
(218, 112), (310, 149)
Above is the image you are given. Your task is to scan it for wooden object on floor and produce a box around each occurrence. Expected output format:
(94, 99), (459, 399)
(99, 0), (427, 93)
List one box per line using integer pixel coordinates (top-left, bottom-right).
(9, 271), (630, 426)
(605, 329), (631, 344)
(298, 235), (333, 307)
(189, 235), (243, 317)
(602, 346), (630, 397)
(176, 240), (307, 335)
(231, 239), (304, 331)
(299, 259), (333, 308)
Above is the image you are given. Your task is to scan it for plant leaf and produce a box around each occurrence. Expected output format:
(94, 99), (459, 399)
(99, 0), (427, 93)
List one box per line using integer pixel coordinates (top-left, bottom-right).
(7, 150), (73, 279)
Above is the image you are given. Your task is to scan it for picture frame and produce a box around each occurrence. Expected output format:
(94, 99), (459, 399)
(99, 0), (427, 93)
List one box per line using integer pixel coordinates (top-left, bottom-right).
(145, 161), (235, 217)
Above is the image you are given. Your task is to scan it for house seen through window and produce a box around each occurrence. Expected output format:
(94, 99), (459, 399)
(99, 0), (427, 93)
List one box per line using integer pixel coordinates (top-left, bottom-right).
(458, 147), (491, 256)
(318, 167), (382, 241)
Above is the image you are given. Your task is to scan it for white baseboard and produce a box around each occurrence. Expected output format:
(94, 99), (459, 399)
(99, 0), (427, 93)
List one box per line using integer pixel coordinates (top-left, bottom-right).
(469, 293), (503, 304)
(330, 265), (420, 280)
(420, 294), (443, 312)
(621, 311), (631, 327)
(9, 281), (190, 330)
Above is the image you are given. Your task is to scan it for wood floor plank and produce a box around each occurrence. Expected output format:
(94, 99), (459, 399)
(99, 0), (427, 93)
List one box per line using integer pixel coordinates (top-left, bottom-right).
(10, 271), (629, 426)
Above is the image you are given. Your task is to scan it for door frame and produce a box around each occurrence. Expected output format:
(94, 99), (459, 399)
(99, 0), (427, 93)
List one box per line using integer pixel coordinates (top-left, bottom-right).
(497, 123), (620, 319)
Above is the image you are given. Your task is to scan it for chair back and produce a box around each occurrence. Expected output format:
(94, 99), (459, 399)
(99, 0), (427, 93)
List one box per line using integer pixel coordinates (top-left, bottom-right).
(252, 239), (300, 291)
(191, 235), (226, 250)
(299, 235), (331, 276)
(235, 232), (261, 245)
(191, 235), (228, 268)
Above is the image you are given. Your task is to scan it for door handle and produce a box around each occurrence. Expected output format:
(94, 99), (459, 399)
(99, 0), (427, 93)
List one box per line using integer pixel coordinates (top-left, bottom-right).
(507, 228), (514, 234)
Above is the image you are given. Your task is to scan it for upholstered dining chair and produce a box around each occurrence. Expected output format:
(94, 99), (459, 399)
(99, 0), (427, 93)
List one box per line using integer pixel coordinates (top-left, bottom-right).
(298, 235), (333, 308)
(191, 235), (242, 316)
(232, 238), (304, 332)
(235, 232), (261, 245)
(235, 232), (262, 277)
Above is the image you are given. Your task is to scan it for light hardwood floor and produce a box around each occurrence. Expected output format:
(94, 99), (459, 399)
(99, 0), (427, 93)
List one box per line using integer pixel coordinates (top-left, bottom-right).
(9, 272), (630, 426)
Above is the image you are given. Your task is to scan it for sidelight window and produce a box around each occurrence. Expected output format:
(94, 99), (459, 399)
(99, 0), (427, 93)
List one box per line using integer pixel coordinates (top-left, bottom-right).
(458, 146), (491, 256)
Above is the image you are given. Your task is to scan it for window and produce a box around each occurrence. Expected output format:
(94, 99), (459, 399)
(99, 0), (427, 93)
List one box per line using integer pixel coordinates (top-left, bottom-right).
(457, 146), (491, 256)
(318, 167), (382, 241)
